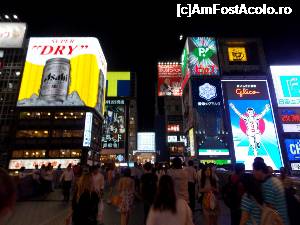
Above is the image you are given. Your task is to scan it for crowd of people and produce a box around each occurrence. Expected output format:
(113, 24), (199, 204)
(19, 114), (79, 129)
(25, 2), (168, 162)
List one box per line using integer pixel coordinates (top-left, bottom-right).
(0, 157), (299, 225)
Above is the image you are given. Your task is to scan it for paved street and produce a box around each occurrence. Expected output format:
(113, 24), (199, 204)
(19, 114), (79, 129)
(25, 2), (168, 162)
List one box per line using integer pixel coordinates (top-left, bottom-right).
(2, 189), (230, 225)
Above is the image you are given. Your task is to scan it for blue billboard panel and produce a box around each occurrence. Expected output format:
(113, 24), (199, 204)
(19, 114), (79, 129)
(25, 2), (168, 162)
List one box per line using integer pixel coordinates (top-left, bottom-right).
(284, 139), (300, 161)
(223, 80), (283, 170)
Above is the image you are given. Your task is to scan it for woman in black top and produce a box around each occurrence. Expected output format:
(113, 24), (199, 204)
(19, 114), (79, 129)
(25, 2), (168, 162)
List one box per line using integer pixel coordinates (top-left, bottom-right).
(72, 173), (99, 225)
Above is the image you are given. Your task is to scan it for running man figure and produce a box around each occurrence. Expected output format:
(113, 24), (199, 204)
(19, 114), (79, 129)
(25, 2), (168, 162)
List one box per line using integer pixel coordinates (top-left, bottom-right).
(229, 103), (270, 156)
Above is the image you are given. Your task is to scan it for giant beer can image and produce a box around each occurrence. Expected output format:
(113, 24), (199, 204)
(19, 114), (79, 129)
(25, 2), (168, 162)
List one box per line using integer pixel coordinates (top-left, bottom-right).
(39, 58), (71, 102)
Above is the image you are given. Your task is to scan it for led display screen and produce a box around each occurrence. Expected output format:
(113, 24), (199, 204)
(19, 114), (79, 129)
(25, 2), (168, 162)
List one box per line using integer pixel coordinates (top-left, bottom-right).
(158, 64), (182, 96)
(0, 22), (27, 48)
(137, 132), (155, 152)
(223, 80), (283, 170)
(271, 66), (300, 107)
(284, 139), (300, 161)
(17, 37), (107, 116)
(101, 100), (126, 150)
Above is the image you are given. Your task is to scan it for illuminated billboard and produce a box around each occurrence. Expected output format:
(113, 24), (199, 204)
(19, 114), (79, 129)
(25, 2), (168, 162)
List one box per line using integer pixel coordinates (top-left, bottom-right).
(278, 108), (300, 132)
(167, 124), (180, 132)
(181, 37), (219, 90)
(137, 132), (155, 152)
(223, 80), (283, 170)
(228, 47), (247, 62)
(101, 100), (126, 150)
(9, 158), (80, 170)
(107, 72), (131, 97)
(188, 128), (195, 156)
(284, 139), (300, 161)
(17, 37), (107, 116)
(271, 66), (300, 107)
(0, 22), (27, 48)
(158, 64), (182, 96)
(83, 112), (93, 147)
(198, 149), (229, 156)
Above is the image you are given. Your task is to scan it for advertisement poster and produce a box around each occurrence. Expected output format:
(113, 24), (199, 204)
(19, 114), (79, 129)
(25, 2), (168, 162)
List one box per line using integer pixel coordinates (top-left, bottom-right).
(223, 80), (283, 170)
(158, 64), (182, 96)
(137, 132), (155, 152)
(101, 100), (126, 150)
(188, 128), (195, 156)
(0, 22), (27, 48)
(106, 72), (131, 97)
(284, 139), (300, 161)
(17, 37), (107, 116)
(278, 108), (300, 132)
(181, 37), (219, 90)
(271, 66), (300, 107)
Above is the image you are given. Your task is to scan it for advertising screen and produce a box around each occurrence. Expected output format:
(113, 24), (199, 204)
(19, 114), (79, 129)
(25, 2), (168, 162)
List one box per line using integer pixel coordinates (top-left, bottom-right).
(107, 72), (131, 97)
(9, 158), (80, 170)
(83, 112), (93, 147)
(198, 149), (229, 156)
(223, 80), (283, 170)
(17, 37), (107, 116)
(291, 163), (300, 171)
(200, 159), (231, 165)
(167, 124), (180, 132)
(271, 66), (300, 107)
(284, 139), (300, 161)
(158, 64), (182, 96)
(181, 37), (219, 90)
(137, 132), (155, 152)
(101, 100), (126, 150)
(278, 108), (300, 132)
(0, 22), (27, 48)
(228, 47), (247, 62)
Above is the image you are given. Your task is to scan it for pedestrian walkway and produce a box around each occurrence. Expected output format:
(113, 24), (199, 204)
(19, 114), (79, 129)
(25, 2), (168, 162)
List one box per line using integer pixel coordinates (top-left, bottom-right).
(3, 189), (230, 225)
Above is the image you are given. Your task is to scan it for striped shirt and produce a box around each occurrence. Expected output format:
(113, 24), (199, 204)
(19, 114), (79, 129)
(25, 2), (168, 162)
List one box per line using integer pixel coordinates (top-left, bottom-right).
(262, 177), (289, 225)
(241, 194), (261, 225)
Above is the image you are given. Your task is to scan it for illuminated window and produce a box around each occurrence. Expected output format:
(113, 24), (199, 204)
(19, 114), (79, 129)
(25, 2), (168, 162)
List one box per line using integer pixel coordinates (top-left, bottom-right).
(52, 130), (83, 138)
(16, 130), (49, 138)
(12, 150), (46, 158)
(49, 149), (81, 158)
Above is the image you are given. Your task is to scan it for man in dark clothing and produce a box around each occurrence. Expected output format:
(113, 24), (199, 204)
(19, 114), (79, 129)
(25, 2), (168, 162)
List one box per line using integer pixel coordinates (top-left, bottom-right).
(140, 162), (158, 224)
(223, 163), (245, 225)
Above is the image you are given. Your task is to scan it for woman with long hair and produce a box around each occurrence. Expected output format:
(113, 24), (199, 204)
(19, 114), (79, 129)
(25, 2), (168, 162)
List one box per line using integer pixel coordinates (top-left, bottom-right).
(146, 175), (194, 225)
(199, 165), (219, 225)
(71, 173), (99, 225)
(239, 173), (263, 225)
(118, 168), (135, 225)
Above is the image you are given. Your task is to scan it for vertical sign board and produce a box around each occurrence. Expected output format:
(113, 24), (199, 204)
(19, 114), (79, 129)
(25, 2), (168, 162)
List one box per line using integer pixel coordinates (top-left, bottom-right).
(188, 128), (195, 156)
(83, 112), (93, 147)
(223, 80), (283, 170)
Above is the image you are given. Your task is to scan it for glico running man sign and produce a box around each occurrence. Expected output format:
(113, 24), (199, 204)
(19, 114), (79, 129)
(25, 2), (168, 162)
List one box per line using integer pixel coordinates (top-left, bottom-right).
(222, 80), (283, 170)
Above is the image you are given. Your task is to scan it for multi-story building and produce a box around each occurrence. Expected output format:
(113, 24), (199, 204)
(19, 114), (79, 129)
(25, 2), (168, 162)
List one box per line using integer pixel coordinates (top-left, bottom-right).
(0, 18), (27, 167)
(8, 37), (107, 170)
(101, 72), (137, 163)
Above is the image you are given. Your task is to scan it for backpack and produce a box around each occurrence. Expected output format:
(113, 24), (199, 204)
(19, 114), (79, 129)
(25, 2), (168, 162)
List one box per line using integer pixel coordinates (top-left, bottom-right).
(222, 175), (239, 209)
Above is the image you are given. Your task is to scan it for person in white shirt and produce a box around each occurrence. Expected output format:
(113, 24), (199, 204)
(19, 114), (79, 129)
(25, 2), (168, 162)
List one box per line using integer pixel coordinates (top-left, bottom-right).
(146, 175), (194, 225)
(60, 164), (74, 201)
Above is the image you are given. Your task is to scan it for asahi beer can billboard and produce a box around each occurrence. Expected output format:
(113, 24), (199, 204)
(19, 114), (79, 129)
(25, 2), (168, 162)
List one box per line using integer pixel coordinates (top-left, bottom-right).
(17, 37), (107, 116)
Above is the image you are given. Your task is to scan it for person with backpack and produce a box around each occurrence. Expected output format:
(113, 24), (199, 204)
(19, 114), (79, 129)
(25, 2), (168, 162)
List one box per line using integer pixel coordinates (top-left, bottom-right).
(239, 173), (263, 225)
(253, 161), (289, 225)
(223, 163), (245, 225)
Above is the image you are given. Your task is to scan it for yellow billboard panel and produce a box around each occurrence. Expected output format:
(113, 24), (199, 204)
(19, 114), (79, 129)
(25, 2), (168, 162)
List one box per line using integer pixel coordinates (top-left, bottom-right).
(228, 47), (247, 62)
(107, 72), (131, 97)
(17, 37), (107, 116)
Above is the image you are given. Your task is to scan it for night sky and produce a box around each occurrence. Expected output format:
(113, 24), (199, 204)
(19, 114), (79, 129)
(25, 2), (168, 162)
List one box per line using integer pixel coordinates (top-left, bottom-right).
(2, 0), (300, 130)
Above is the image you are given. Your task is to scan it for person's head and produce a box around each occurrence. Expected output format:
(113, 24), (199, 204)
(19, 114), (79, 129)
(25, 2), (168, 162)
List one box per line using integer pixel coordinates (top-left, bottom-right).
(123, 168), (131, 177)
(153, 175), (176, 214)
(58, 164), (61, 168)
(20, 166), (25, 172)
(234, 163), (245, 175)
(267, 166), (274, 176)
(67, 164), (72, 170)
(254, 157), (264, 163)
(240, 173), (263, 205)
(76, 173), (93, 202)
(188, 160), (194, 167)
(144, 162), (152, 172)
(91, 165), (98, 174)
(172, 157), (182, 169)
(246, 107), (255, 116)
(164, 78), (171, 86)
(198, 163), (204, 170)
(35, 165), (39, 169)
(134, 162), (138, 168)
(0, 168), (16, 220)
(280, 167), (287, 177)
(201, 165), (216, 188)
(253, 161), (268, 181)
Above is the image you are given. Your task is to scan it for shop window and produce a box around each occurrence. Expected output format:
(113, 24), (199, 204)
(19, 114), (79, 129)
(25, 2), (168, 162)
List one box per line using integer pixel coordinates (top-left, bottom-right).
(12, 150), (46, 158)
(16, 130), (49, 138)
